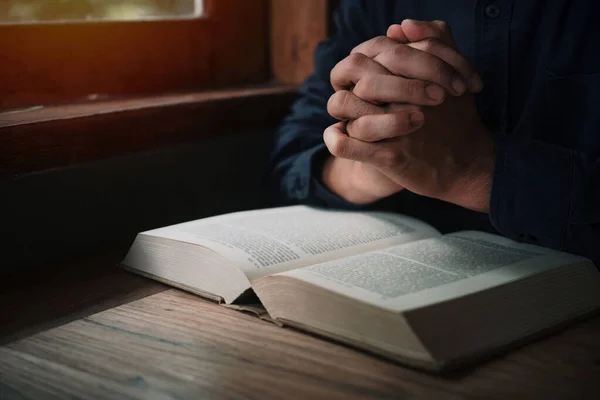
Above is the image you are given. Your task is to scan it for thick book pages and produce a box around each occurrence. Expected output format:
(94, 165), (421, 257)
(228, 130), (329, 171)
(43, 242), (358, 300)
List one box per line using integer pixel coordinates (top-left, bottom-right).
(254, 231), (600, 370)
(123, 206), (440, 303)
(122, 206), (600, 371)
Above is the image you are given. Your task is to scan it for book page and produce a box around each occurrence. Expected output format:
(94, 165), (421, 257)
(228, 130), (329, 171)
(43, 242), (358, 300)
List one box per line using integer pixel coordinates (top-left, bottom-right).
(142, 206), (440, 280)
(281, 231), (590, 311)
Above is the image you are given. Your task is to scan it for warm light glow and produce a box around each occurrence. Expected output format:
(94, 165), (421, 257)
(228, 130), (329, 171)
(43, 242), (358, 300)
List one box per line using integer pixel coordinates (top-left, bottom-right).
(102, 4), (155, 20)
(1, 0), (201, 23)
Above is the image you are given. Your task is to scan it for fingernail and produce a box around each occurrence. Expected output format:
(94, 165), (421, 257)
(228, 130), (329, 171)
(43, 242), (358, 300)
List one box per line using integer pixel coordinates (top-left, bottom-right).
(425, 84), (445, 102)
(452, 78), (466, 95)
(410, 111), (424, 128)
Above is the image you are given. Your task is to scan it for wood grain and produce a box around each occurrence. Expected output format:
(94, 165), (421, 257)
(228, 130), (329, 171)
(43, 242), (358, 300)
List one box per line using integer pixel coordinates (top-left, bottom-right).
(0, 84), (296, 176)
(0, 255), (166, 345)
(0, 0), (268, 110)
(270, 0), (328, 84)
(1, 272), (600, 399)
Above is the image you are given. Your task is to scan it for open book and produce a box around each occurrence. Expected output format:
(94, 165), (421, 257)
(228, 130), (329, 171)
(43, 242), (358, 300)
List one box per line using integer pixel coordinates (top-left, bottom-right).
(123, 206), (600, 371)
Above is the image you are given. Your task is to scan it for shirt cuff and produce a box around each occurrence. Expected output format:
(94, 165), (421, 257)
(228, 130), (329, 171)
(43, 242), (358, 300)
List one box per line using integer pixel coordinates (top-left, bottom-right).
(490, 136), (574, 250)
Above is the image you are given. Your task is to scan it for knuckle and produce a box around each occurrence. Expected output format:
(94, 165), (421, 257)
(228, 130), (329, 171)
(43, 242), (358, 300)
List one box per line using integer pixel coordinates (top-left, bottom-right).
(404, 79), (426, 98)
(383, 45), (409, 73)
(330, 59), (344, 76)
(370, 35), (391, 48)
(433, 20), (450, 32)
(353, 75), (374, 100)
(389, 43), (408, 58)
(326, 133), (347, 157)
(348, 117), (367, 139)
(329, 67), (341, 88)
(326, 94), (337, 116)
(346, 52), (367, 68)
(345, 117), (358, 134)
(327, 90), (352, 117)
(351, 36), (387, 53)
(338, 90), (353, 109)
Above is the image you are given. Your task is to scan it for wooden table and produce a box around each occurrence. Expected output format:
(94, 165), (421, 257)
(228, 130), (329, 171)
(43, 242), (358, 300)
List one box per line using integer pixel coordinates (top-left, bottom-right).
(1, 258), (600, 399)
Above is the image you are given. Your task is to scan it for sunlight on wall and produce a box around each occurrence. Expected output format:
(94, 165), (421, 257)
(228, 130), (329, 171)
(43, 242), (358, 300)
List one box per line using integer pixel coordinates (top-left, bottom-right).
(102, 4), (155, 20)
(2, 0), (201, 23)
(8, 3), (37, 20)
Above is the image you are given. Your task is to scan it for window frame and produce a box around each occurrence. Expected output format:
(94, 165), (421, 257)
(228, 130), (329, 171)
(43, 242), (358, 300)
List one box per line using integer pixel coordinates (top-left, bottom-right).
(0, 0), (330, 177)
(0, 0), (269, 110)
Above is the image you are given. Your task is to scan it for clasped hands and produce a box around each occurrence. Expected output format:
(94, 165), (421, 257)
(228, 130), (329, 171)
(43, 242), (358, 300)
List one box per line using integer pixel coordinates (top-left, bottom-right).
(322, 20), (494, 212)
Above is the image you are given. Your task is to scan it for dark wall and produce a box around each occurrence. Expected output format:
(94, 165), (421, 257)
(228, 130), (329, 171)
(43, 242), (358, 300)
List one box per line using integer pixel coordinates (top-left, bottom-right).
(1, 130), (275, 276)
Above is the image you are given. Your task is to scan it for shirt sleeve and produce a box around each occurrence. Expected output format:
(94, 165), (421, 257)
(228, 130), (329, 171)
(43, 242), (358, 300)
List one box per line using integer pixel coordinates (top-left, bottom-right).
(266, 0), (384, 209)
(490, 135), (600, 265)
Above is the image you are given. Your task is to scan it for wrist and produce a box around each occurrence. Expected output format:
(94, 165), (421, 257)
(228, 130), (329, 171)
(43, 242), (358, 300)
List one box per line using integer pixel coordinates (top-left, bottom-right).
(321, 156), (383, 205)
(452, 126), (495, 212)
(455, 167), (492, 212)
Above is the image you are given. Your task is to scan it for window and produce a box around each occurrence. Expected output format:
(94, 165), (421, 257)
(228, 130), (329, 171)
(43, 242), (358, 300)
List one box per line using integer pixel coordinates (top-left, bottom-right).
(2, 1), (202, 23)
(0, 0), (327, 177)
(2, 1), (203, 23)
(0, 0), (268, 110)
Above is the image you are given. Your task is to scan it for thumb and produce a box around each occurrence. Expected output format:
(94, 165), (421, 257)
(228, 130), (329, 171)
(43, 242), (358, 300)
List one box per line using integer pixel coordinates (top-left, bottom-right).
(386, 24), (409, 43)
(398, 19), (458, 49)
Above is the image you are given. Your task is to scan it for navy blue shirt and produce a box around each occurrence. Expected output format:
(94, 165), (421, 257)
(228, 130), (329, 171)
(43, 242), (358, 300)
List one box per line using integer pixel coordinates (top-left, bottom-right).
(268, 0), (600, 266)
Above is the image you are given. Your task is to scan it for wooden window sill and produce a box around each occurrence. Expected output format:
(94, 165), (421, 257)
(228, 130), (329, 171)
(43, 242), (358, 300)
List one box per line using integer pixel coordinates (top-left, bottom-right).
(0, 83), (297, 177)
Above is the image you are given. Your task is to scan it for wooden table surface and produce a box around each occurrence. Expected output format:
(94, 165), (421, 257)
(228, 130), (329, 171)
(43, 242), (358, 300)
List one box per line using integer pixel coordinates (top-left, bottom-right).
(1, 259), (600, 400)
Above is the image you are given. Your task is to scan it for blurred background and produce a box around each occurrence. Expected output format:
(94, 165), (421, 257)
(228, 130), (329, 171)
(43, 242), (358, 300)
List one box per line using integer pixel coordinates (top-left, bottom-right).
(0, 0), (332, 276)
(0, 0), (200, 22)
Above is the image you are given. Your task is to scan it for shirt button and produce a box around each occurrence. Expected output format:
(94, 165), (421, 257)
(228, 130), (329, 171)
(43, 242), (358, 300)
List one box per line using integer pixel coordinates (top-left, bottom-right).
(485, 4), (501, 19)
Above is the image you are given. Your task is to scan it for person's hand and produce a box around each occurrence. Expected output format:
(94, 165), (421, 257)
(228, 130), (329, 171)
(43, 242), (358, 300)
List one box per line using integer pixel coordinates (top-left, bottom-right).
(324, 20), (494, 211)
(321, 122), (409, 205)
(331, 19), (483, 102)
(325, 93), (494, 211)
(321, 19), (482, 205)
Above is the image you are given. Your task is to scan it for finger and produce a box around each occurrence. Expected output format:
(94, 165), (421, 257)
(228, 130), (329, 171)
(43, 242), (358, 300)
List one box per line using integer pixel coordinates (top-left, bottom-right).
(352, 36), (465, 95)
(346, 111), (424, 142)
(400, 19), (457, 48)
(408, 38), (483, 92)
(325, 122), (409, 169)
(327, 90), (387, 121)
(353, 74), (445, 105)
(395, 20), (482, 92)
(386, 24), (409, 43)
(351, 35), (399, 58)
(330, 52), (392, 91)
(324, 122), (380, 163)
(387, 21), (482, 92)
(378, 43), (466, 95)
